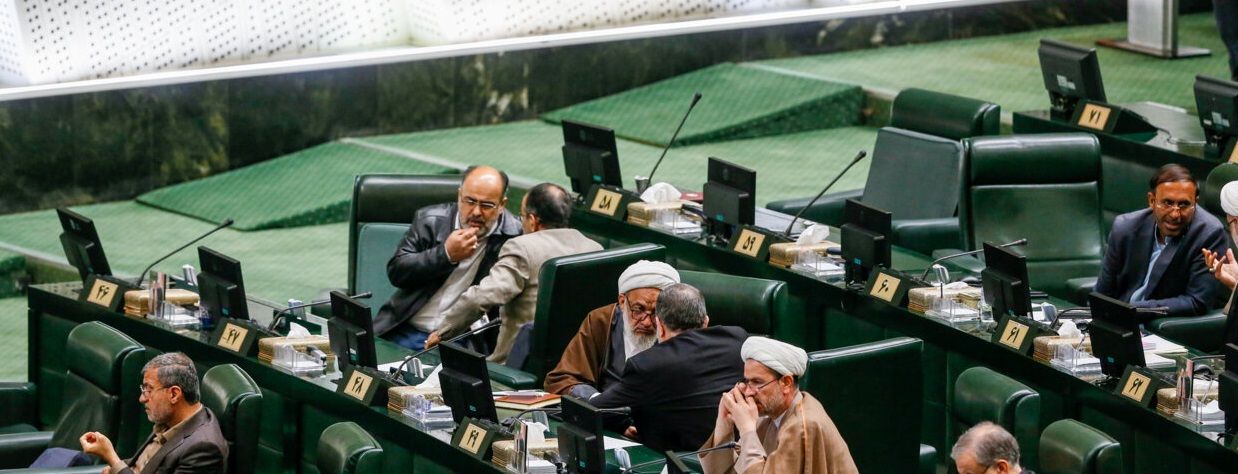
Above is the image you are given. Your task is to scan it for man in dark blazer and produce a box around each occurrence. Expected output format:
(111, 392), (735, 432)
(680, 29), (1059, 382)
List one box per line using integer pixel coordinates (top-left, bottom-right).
(591, 283), (747, 453)
(1096, 164), (1228, 317)
(79, 353), (228, 474)
(375, 165), (523, 350)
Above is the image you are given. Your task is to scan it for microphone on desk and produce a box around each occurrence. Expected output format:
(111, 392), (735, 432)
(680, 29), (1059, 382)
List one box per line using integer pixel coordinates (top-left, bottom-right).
(134, 218), (235, 287)
(783, 150), (867, 237)
(917, 238), (1028, 281)
(638, 92), (702, 193)
(387, 316), (504, 385)
(619, 442), (738, 474)
(261, 291), (372, 332)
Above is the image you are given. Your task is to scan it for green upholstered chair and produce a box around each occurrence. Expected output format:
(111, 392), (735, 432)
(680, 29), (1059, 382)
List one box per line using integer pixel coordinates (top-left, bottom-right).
(948, 367), (1041, 471)
(766, 89), (999, 255)
(679, 270), (783, 337)
(1038, 419), (1122, 474)
(1145, 163), (1238, 352)
(200, 364), (263, 474)
(955, 133), (1105, 303)
(518, 243), (667, 385)
(0, 322), (146, 469)
(316, 422), (384, 474)
(801, 337), (935, 474)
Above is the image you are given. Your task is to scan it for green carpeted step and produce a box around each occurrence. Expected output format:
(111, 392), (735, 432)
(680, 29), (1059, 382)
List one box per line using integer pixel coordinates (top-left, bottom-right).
(0, 250), (24, 298)
(354, 121), (879, 206)
(0, 201), (346, 302)
(137, 142), (455, 231)
(541, 63), (865, 147)
(755, 13), (1229, 115)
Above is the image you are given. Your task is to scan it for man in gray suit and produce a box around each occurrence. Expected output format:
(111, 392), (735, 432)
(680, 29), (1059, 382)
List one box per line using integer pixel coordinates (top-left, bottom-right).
(426, 182), (603, 363)
(79, 353), (228, 474)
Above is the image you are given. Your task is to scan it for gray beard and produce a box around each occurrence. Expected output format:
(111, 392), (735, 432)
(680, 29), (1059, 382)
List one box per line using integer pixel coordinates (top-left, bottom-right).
(622, 315), (657, 360)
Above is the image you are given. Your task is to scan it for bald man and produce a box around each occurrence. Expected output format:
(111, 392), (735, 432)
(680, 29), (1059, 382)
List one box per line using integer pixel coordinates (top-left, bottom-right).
(952, 422), (1031, 474)
(700, 337), (857, 474)
(375, 166), (524, 351)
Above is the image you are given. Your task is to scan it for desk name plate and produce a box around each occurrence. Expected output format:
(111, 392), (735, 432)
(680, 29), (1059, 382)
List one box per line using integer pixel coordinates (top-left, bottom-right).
(586, 185), (640, 221)
(210, 319), (272, 356)
(336, 366), (391, 407)
(1070, 100), (1156, 136)
(1115, 365), (1169, 407)
(864, 269), (923, 307)
(727, 225), (789, 261)
(991, 315), (1052, 356)
(79, 274), (137, 312)
(451, 416), (500, 460)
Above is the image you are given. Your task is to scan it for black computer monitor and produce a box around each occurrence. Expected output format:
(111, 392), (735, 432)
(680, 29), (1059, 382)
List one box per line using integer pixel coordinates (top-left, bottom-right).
(840, 199), (892, 286)
(557, 395), (605, 474)
(1038, 39), (1107, 120)
(327, 290), (377, 371)
(1087, 292), (1145, 379)
(1194, 75), (1238, 159)
(56, 208), (112, 282)
(562, 120), (622, 194)
(981, 242), (1031, 318)
(1220, 342), (1238, 435)
(702, 157), (756, 243)
(196, 246), (249, 321)
(439, 341), (498, 424)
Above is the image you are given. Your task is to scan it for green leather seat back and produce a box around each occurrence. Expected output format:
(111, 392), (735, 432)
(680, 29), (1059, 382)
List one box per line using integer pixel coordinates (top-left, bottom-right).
(201, 364), (263, 474)
(317, 422), (384, 474)
(890, 88), (1001, 140)
(49, 322), (146, 455)
(862, 128), (965, 220)
(950, 367), (1041, 470)
(1203, 162), (1238, 217)
(354, 223), (414, 310)
(801, 337), (923, 474)
(1039, 419), (1122, 474)
(524, 243), (667, 384)
(679, 270), (781, 336)
(960, 134), (1105, 299)
(348, 174), (463, 296)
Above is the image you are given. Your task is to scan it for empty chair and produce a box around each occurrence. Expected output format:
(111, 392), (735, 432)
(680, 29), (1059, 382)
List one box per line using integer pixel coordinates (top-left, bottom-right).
(1038, 419), (1122, 474)
(316, 422), (384, 474)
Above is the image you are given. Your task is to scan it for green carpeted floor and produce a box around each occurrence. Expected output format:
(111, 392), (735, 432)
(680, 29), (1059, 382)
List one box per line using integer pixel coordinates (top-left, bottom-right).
(756, 13), (1229, 115)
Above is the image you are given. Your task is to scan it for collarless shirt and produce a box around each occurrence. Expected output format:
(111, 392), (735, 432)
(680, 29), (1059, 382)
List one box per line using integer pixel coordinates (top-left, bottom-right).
(1130, 226), (1174, 303)
(134, 404), (203, 473)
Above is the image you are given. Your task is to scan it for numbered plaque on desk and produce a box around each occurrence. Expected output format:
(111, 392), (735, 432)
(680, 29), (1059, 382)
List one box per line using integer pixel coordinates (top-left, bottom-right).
(585, 185), (640, 221)
(991, 315), (1052, 356)
(451, 416), (500, 460)
(210, 319), (271, 357)
(1070, 100), (1156, 136)
(337, 366), (391, 407)
(79, 275), (136, 313)
(1114, 365), (1170, 408)
(727, 225), (789, 262)
(864, 269), (922, 307)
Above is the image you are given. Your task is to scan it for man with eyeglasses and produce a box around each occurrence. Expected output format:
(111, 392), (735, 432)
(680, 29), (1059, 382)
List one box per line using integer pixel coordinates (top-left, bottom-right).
(590, 283), (747, 452)
(1096, 164), (1228, 317)
(544, 260), (680, 400)
(374, 165), (524, 351)
(951, 422), (1031, 474)
(699, 337), (857, 474)
(78, 353), (227, 473)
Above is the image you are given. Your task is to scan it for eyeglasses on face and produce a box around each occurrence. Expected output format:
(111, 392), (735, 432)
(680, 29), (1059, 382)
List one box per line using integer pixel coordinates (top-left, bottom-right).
(1154, 199), (1194, 212)
(139, 384), (172, 396)
(460, 195), (500, 211)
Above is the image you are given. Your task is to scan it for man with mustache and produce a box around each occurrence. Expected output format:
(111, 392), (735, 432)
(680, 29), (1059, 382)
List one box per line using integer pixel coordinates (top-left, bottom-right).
(374, 165), (523, 351)
(1096, 164), (1228, 317)
(544, 260), (680, 399)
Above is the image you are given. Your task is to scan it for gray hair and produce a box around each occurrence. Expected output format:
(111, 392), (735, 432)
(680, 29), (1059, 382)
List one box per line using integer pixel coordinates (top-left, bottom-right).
(655, 283), (708, 331)
(952, 422), (1020, 467)
(143, 352), (200, 404)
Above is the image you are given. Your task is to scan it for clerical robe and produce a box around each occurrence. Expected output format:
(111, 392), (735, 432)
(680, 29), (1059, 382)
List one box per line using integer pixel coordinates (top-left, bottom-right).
(699, 392), (858, 474)
(544, 304), (621, 396)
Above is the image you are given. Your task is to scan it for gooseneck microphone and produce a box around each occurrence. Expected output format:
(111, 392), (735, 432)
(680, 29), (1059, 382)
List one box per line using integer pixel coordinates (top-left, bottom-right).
(135, 218), (235, 287)
(644, 92), (703, 186)
(783, 150), (868, 237)
(388, 317), (504, 384)
(263, 291), (372, 332)
(918, 238), (1029, 281)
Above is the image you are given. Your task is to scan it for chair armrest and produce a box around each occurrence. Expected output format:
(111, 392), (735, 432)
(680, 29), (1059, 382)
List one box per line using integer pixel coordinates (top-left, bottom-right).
(892, 217), (960, 256)
(486, 365), (538, 390)
(0, 466), (104, 474)
(1146, 312), (1228, 353)
(918, 444), (937, 474)
(764, 189), (862, 227)
(1064, 277), (1097, 306)
(930, 249), (985, 275)
(0, 431), (55, 469)
(0, 383), (36, 429)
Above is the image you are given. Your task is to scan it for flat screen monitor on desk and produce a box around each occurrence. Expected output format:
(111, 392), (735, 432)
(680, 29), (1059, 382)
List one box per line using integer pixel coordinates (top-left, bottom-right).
(1038, 39), (1106, 121)
(562, 120), (622, 194)
(702, 157), (756, 243)
(439, 341), (498, 424)
(327, 290), (377, 372)
(840, 199), (891, 287)
(557, 395), (605, 474)
(1194, 75), (1238, 160)
(1088, 292), (1145, 379)
(197, 246), (249, 321)
(57, 208), (112, 283)
(981, 242), (1031, 318)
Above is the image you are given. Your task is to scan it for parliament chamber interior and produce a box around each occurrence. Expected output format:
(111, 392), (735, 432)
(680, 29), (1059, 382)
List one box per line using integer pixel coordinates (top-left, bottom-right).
(3, 0), (1238, 473)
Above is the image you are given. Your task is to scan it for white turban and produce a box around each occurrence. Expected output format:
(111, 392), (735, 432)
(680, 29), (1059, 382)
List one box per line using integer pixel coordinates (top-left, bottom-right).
(617, 260), (680, 294)
(742, 337), (808, 377)
(1221, 181), (1238, 217)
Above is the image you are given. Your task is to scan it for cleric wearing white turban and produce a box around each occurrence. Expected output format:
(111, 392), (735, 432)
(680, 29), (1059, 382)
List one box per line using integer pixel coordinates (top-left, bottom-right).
(1204, 182), (1238, 296)
(700, 336), (859, 474)
(544, 260), (680, 397)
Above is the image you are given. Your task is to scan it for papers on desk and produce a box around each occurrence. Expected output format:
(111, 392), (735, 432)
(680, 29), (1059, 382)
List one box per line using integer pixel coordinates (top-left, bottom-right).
(1144, 352), (1176, 370)
(604, 436), (641, 451)
(1142, 334), (1187, 354)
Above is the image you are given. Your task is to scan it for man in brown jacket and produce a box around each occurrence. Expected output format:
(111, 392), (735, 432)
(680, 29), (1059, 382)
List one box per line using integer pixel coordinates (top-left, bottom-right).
(544, 260), (681, 398)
